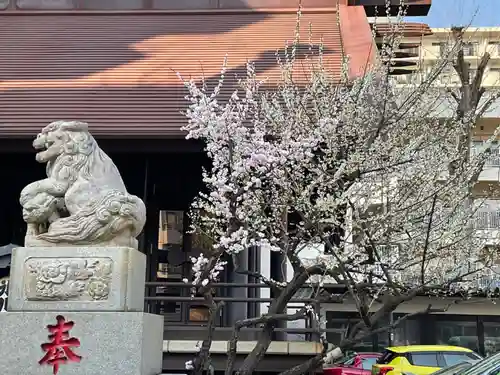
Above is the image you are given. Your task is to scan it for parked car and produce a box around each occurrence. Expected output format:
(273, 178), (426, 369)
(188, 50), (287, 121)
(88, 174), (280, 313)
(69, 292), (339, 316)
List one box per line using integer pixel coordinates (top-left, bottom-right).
(458, 352), (500, 375)
(324, 353), (381, 375)
(371, 345), (482, 375)
(422, 361), (476, 375)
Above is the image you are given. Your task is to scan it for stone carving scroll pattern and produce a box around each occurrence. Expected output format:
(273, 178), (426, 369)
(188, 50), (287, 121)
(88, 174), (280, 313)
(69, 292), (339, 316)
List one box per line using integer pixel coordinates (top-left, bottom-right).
(24, 258), (112, 301)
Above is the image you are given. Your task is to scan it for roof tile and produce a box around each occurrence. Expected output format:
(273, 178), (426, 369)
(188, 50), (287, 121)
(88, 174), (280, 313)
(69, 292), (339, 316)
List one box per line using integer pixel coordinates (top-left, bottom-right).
(0, 11), (345, 137)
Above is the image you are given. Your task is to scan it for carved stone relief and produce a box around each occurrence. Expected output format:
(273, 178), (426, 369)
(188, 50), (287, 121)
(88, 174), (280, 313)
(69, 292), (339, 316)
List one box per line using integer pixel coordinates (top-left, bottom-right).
(24, 258), (112, 301)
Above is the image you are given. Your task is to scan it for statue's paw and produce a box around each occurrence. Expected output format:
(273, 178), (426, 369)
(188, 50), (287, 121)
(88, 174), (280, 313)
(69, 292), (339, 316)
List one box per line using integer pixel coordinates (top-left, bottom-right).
(54, 197), (67, 211)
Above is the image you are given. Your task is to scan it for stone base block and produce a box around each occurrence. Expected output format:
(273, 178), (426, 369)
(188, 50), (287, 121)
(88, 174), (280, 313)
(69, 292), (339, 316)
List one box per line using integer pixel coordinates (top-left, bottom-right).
(8, 246), (145, 312)
(0, 311), (163, 375)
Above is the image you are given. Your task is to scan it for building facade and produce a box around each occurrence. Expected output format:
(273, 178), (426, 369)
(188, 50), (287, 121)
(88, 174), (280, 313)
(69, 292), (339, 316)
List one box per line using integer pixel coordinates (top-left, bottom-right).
(395, 27), (500, 88)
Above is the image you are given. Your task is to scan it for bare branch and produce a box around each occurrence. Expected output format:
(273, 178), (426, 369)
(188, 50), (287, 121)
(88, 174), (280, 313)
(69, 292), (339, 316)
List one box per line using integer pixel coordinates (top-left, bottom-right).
(181, 12), (500, 375)
(191, 298), (225, 375)
(227, 308), (310, 375)
(476, 90), (500, 119)
(421, 194), (438, 285)
(342, 302), (453, 348)
(233, 253), (284, 294)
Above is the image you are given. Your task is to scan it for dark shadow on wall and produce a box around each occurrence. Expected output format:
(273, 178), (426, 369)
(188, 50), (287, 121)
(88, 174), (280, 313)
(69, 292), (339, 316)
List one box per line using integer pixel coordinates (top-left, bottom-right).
(202, 43), (335, 89)
(0, 1), (270, 81)
(0, 44), (336, 132)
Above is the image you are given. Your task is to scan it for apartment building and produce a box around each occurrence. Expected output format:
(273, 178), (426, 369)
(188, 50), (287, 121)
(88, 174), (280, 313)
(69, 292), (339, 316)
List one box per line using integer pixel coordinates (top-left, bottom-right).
(394, 27), (500, 87)
(394, 28), (500, 245)
(313, 25), (500, 356)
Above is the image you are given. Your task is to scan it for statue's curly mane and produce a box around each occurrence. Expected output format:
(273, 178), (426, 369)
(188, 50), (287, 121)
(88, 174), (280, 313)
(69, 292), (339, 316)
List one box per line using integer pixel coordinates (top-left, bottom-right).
(46, 127), (120, 184)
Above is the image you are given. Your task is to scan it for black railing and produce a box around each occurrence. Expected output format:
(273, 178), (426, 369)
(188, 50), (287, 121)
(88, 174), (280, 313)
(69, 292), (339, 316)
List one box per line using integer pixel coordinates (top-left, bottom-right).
(144, 282), (344, 342)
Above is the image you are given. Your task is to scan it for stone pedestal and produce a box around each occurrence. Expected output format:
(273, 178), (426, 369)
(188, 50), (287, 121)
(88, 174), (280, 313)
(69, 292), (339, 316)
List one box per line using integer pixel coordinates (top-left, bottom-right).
(0, 312), (163, 375)
(0, 247), (164, 375)
(8, 247), (146, 312)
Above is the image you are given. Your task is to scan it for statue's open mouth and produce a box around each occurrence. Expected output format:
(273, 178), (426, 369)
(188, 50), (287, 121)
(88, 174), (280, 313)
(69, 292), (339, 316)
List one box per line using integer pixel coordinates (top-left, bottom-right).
(33, 134), (48, 150)
(33, 141), (58, 163)
(33, 136), (56, 163)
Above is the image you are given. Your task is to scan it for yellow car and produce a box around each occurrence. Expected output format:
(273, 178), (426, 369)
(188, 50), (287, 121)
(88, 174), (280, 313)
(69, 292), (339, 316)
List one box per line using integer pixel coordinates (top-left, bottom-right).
(371, 345), (482, 375)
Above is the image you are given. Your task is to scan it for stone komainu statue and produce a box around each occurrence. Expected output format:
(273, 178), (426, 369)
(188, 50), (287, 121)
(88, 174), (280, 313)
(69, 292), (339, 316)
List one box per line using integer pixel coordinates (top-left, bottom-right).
(20, 121), (146, 249)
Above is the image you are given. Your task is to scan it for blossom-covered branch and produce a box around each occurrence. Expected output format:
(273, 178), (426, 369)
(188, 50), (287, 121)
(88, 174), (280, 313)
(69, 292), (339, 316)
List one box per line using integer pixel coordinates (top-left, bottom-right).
(179, 4), (500, 374)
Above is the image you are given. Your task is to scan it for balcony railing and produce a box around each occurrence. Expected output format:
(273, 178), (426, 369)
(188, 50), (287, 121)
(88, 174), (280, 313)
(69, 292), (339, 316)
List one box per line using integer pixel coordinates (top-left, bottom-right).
(485, 155), (500, 167)
(471, 146), (500, 167)
(488, 42), (500, 56)
(474, 211), (500, 229)
(478, 271), (500, 290)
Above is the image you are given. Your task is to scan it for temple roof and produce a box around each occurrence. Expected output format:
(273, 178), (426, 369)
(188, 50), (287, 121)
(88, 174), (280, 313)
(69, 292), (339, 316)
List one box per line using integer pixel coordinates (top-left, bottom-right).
(0, 4), (377, 138)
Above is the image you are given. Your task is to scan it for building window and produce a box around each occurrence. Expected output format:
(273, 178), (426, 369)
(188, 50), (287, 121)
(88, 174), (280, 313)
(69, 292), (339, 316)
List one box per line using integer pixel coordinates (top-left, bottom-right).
(16, 0), (76, 8)
(438, 65), (459, 84)
(158, 210), (184, 251)
(407, 47), (420, 56)
(483, 322), (500, 355)
(154, 209), (220, 324)
(435, 317), (479, 353)
(472, 141), (500, 167)
(392, 315), (420, 345)
(490, 68), (500, 84)
(395, 74), (412, 84)
(474, 210), (500, 230)
(432, 42), (448, 57)
(463, 42), (479, 57)
(467, 68), (479, 84)
(325, 312), (377, 351)
(154, 210), (185, 320)
(488, 41), (500, 56)
(474, 199), (500, 230)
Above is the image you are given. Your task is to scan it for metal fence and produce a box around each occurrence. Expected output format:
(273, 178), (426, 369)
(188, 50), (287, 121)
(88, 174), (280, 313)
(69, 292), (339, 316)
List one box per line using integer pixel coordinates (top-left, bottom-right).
(471, 146), (500, 167)
(144, 278), (500, 342)
(144, 282), (334, 342)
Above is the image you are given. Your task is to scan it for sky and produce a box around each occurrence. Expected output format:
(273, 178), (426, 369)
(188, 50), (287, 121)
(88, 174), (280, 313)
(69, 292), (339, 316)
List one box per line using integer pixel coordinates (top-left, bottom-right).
(412, 0), (499, 28)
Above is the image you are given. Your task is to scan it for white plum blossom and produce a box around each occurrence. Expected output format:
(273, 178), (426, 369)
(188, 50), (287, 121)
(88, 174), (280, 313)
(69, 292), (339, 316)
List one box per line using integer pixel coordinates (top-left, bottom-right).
(178, 11), (500, 375)
(184, 253), (227, 289)
(181, 48), (499, 294)
(185, 360), (194, 370)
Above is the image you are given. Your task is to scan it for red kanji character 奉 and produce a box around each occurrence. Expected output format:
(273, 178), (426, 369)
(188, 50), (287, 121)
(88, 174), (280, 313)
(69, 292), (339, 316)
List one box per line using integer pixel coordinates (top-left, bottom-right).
(39, 315), (82, 374)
